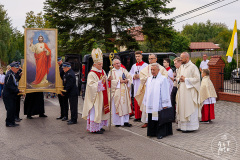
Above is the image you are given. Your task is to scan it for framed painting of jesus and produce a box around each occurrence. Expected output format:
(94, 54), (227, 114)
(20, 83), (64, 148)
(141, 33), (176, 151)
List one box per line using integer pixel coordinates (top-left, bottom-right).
(19, 28), (63, 94)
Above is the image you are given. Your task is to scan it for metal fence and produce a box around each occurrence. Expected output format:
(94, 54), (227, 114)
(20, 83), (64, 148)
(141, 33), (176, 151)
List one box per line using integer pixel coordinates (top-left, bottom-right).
(220, 65), (240, 94)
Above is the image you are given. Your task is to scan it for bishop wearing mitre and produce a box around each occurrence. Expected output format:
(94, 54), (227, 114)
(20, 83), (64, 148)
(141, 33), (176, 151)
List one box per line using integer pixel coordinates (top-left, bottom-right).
(108, 59), (132, 127)
(135, 53), (168, 128)
(82, 48), (110, 134)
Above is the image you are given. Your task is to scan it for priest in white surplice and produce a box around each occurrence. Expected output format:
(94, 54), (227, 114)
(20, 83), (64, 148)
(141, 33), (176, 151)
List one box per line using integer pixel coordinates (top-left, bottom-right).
(176, 52), (201, 133)
(135, 53), (168, 128)
(82, 48), (110, 134)
(144, 63), (173, 139)
(108, 59), (132, 127)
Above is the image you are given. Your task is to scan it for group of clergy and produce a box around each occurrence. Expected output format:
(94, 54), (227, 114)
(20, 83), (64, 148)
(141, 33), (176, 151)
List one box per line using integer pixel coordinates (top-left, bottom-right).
(82, 49), (217, 139)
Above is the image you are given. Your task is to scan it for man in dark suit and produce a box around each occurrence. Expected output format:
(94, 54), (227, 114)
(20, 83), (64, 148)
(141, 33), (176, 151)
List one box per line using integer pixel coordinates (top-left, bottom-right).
(56, 57), (65, 120)
(15, 62), (22, 122)
(2, 62), (22, 127)
(61, 62), (78, 125)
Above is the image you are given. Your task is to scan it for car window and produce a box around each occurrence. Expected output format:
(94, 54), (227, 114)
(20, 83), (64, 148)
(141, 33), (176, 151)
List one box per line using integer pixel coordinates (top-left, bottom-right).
(66, 57), (81, 73)
(169, 55), (175, 67)
(157, 55), (168, 66)
(120, 54), (134, 71)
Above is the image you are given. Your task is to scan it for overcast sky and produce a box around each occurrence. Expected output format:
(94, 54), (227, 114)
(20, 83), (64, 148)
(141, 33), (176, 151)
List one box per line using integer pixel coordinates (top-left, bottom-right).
(1, 0), (240, 33)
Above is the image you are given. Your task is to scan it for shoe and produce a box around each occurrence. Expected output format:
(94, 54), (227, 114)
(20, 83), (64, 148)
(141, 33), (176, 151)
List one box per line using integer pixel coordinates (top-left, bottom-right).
(182, 130), (194, 133)
(141, 123), (148, 128)
(15, 118), (22, 122)
(93, 130), (103, 134)
(27, 116), (33, 119)
(133, 118), (141, 122)
(6, 124), (16, 127)
(56, 116), (63, 120)
(100, 128), (105, 132)
(115, 125), (121, 127)
(176, 128), (182, 131)
(157, 136), (163, 139)
(124, 123), (132, 127)
(62, 117), (68, 121)
(39, 114), (47, 117)
(67, 121), (77, 125)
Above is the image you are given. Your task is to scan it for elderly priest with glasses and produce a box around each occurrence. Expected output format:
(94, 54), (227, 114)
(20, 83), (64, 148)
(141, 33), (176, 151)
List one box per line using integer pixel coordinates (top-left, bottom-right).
(144, 63), (173, 139)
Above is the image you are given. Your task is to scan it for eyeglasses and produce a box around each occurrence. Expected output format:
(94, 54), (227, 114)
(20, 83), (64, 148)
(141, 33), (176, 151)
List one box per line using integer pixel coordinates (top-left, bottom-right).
(148, 58), (156, 60)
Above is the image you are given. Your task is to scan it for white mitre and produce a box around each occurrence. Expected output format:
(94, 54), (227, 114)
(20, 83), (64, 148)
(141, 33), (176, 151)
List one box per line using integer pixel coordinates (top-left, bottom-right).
(91, 48), (103, 64)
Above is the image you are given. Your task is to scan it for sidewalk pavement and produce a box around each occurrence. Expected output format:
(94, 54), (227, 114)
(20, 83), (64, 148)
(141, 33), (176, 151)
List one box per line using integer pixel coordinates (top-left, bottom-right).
(78, 97), (239, 160)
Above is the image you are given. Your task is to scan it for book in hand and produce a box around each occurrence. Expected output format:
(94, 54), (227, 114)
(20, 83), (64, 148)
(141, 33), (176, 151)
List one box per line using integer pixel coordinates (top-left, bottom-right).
(122, 73), (126, 80)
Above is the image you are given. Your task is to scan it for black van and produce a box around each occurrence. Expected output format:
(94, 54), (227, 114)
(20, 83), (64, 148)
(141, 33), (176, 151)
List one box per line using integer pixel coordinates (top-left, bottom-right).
(65, 54), (82, 95)
(81, 51), (177, 98)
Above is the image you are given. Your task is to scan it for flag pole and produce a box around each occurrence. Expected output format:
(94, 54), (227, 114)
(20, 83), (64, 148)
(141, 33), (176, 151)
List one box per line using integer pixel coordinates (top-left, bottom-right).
(237, 20), (239, 77)
(109, 52), (114, 131)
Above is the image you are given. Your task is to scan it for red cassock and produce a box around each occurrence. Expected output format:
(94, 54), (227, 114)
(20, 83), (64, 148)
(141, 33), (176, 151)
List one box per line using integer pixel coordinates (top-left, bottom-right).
(134, 98), (141, 119)
(201, 104), (215, 121)
(32, 43), (51, 85)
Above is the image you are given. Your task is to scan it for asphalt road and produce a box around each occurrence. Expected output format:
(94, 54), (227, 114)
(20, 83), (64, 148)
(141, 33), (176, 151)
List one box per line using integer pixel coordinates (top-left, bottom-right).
(0, 97), (205, 160)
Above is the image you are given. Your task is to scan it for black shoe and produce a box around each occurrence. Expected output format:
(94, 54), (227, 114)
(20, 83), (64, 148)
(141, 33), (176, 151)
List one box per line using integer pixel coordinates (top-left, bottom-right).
(124, 123), (132, 127)
(67, 121), (77, 125)
(176, 128), (182, 131)
(6, 124), (16, 127)
(133, 118), (141, 122)
(93, 131), (103, 134)
(39, 114), (47, 117)
(15, 118), (22, 122)
(56, 116), (63, 120)
(62, 117), (68, 121)
(157, 136), (163, 139)
(115, 125), (121, 127)
(100, 128), (105, 132)
(27, 116), (33, 119)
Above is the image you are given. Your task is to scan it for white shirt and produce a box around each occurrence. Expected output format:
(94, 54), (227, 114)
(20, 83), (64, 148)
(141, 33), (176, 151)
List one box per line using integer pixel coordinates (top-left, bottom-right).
(200, 60), (209, 69)
(0, 74), (5, 83)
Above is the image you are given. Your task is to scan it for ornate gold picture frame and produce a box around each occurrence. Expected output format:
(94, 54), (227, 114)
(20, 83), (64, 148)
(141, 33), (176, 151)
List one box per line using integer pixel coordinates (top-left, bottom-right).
(19, 28), (63, 94)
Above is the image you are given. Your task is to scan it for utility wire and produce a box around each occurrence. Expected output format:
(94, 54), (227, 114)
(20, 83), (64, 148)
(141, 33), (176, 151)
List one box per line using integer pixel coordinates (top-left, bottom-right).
(172, 0), (225, 19)
(173, 0), (239, 25)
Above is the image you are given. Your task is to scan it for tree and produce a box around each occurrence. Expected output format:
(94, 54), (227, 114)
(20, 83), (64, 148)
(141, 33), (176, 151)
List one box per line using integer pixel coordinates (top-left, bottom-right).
(44, 0), (175, 55)
(170, 32), (190, 53)
(181, 20), (228, 42)
(23, 11), (50, 28)
(0, 4), (24, 64)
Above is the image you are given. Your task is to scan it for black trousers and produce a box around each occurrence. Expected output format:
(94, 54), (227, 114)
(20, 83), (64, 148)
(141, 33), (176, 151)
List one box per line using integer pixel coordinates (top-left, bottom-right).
(63, 96), (69, 118)
(58, 94), (65, 117)
(147, 113), (173, 138)
(69, 96), (78, 122)
(15, 95), (21, 119)
(3, 96), (16, 125)
(170, 86), (178, 120)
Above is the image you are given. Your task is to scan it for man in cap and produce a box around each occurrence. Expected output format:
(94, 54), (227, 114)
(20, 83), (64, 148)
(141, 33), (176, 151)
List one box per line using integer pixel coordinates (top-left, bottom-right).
(2, 62), (22, 127)
(56, 57), (65, 120)
(61, 62), (79, 125)
(14, 62), (23, 122)
(82, 48), (110, 134)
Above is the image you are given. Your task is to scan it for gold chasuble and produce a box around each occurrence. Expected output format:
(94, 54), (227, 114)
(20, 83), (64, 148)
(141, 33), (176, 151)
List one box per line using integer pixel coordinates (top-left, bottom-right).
(176, 61), (201, 122)
(82, 67), (110, 123)
(109, 67), (132, 116)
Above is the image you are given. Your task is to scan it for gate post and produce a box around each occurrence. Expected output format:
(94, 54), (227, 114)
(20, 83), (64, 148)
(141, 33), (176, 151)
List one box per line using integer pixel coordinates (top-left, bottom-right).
(208, 56), (225, 100)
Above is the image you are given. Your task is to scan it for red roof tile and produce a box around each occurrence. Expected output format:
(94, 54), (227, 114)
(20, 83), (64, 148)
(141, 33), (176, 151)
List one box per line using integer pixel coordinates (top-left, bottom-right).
(190, 42), (220, 50)
(128, 26), (145, 41)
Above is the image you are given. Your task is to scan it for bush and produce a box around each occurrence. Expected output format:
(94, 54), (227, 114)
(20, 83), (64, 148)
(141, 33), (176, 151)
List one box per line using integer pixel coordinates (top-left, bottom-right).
(195, 59), (201, 69)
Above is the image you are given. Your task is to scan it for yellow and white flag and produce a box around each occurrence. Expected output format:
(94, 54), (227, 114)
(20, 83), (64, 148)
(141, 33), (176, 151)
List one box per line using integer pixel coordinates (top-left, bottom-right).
(226, 20), (238, 62)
